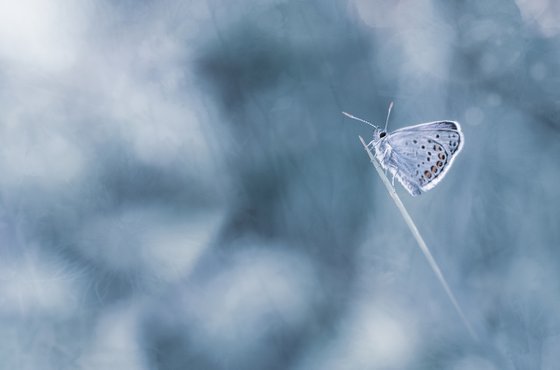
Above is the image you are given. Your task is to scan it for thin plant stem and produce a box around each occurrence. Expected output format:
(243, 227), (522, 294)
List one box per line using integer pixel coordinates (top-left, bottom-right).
(358, 136), (477, 340)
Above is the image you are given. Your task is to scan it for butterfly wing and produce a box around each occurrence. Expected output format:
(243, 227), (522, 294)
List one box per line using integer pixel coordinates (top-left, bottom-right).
(385, 121), (463, 196)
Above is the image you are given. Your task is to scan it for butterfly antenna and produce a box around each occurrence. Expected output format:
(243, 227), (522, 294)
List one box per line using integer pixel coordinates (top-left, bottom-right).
(383, 101), (394, 132)
(342, 111), (379, 129)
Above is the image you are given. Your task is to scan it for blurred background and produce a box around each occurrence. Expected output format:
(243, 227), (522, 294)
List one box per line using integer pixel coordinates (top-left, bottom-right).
(1, 0), (559, 369)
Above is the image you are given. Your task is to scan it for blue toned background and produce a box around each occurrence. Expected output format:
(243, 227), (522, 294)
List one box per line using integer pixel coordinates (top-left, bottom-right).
(0, 0), (559, 369)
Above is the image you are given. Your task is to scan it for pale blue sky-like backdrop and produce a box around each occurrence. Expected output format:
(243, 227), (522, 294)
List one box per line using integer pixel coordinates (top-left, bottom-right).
(0, 0), (559, 369)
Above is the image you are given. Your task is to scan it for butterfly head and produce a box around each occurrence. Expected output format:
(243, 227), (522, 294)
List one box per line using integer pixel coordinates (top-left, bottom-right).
(372, 128), (387, 142)
(342, 101), (392, 143)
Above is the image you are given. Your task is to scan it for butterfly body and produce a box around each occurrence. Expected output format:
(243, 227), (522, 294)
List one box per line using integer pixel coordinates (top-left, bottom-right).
(368, 121), (463, 196)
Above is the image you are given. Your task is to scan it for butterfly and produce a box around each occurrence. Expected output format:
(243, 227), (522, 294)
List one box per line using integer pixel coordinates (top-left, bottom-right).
(343, 102), (463, 196)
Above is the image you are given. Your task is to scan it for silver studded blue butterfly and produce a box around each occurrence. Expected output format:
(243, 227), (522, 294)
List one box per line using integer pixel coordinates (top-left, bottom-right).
(343, 103), (464, 196)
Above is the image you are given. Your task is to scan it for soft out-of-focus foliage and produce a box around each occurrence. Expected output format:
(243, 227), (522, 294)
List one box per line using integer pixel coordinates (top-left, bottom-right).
(0, 0), (559, 369)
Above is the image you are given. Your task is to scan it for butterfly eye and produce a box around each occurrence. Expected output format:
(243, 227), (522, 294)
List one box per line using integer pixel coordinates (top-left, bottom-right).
(379, 132), (386, 138)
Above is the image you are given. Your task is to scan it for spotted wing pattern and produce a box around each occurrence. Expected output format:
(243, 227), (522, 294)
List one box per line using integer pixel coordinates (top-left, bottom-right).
(385, 121), (463, 196)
